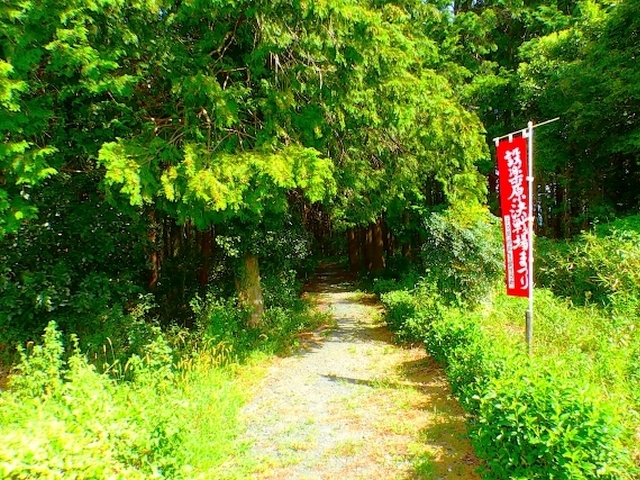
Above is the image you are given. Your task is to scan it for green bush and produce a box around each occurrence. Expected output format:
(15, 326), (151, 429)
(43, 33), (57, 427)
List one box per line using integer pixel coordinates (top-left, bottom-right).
(473, 370), (634, 480)
(378, 283), (638, 478)
(431, 304), (635, 478)
(419, 206), (502, 307)
(0, 319), (260, 479)
(191, 289), (330, 359)
(191, 295), (257, 358)
(262, 268), (304, 310)
(0, 322), (188, 479)
(372, 268), (422, 296)
(0, 174), (149, 359)
(422, 309), (511, 413)
(378, 212), (640, 476)
(373, 277), (406, 296)
(380, 290), (416, 332)
(379, 282), (445, 343)
(536, 218), (640, 307)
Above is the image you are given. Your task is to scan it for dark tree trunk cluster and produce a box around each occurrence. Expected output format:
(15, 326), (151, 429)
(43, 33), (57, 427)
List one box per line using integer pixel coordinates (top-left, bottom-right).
(346, 217), (406, 274)
(147, 215), (217, 291)
(144, 214), (220, 325)
(146, 216), (267, 326)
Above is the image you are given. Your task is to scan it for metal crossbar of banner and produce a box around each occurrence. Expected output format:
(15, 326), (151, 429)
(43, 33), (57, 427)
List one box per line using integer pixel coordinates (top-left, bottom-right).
(493, 117), (559, 355)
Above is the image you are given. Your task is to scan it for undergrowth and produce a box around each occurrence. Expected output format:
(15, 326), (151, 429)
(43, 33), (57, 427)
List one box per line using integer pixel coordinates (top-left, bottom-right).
(377, 209), (640, 479)
(0, 284), (329, 478)
(0, 322), (255, 479)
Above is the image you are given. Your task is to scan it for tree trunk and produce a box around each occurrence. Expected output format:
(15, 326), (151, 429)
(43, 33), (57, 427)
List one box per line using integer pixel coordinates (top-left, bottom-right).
(402, 242), (411, 259)
(371, 218), (386, 273)
(237, 253), (265, 328)
(363, 225), (373, 272)
(382, 217), (394, 258)
(148, 210), (159, 290)
(162, 215), (170, 265)
(347, 228), (360, 272)
(170, 219), (181, 257)
(198, 227), (214, 286)
(401, 211), (412, 259)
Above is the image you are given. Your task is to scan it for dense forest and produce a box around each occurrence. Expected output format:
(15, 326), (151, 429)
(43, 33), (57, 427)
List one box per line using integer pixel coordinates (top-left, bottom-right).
(1, 0), (639, 478)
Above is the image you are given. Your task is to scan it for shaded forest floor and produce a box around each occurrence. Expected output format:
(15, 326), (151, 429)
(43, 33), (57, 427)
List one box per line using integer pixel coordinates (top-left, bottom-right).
(234, 263), (480, 479)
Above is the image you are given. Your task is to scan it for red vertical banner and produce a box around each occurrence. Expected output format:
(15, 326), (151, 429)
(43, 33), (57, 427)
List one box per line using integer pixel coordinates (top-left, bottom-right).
(497, 135), (530, 297)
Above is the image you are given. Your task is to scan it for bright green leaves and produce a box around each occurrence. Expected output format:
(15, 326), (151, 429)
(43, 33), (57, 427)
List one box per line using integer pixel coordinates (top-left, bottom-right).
(2, 0), (492, 239)
(173, 74), (247, 131)
(276, 0), (491, 227)
(0, 191), (36, 238)
(0, 55), (58, 235)
(100, 140), (335, 225)
(99, 141), (158, 207)
(0, 60), (26, 111)
(0, 0), (147, 237)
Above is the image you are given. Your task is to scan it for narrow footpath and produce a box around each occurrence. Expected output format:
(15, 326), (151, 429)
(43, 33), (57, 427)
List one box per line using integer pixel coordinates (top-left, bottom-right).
(240, 264), (480, 479)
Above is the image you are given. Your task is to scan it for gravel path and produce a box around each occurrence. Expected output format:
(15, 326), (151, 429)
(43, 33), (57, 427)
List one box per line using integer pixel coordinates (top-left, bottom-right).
(240, 265), (480, 479)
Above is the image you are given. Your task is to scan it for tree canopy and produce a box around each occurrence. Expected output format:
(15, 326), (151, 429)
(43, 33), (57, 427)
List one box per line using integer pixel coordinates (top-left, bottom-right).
(1, 1), (488, 235)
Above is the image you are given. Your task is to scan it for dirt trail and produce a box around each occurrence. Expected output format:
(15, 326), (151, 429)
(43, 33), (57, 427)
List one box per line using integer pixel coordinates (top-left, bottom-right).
(240, 264), (480, 479)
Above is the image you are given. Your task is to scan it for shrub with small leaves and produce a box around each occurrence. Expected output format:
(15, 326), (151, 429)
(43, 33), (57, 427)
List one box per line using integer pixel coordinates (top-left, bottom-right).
(10, 321), (64, 398)
(536, 217), (640, 308)
(377, 286), (638, 478)
(472, 370), (636, 480)
(380, 290), (416, 333)
(420, 206), (502, 306)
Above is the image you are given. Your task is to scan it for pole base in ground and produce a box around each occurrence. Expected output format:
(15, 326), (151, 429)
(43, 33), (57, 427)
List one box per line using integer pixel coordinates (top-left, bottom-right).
(525, 309), (533, 355)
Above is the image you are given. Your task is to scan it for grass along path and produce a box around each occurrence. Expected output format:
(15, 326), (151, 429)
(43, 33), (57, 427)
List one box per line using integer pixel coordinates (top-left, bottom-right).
(237, 266), (480, 479)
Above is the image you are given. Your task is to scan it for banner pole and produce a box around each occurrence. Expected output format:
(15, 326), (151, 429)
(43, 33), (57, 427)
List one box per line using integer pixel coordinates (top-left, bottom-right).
(493, 117), (560, 143)
(526, 121), (534, 355)
(495, 117), (559, 355)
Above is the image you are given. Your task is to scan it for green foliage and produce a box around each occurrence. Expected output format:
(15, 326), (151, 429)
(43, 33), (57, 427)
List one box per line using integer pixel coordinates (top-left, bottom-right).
(242, 215), (317, 310)
(191, 291), (330, 360)
(436, 0), (640, 232)
(516, 0), (640, 231)
(2, 323), (186, 478)
(261, 269), (304, 310)
(100, 143), (336, 227)
(2, 0), (490, 239)
(376, 205), (502, 331)
(474, 370), (633, 480)
(260, 305), (332, 354)
(1, 0), (493, 349)
(0, 181), (152, 365)
(372, 268), (422, 296)
(380, 284), (511, 413)
(380, 290), (416, 334)
(444, 325), (508, 414)
(494, 290), (640, 408)
(0, 0), (159, 237)
(536, 216), (640, 307)
(378, 273), (639, 477)
(423, 309), (506, 408)
(191, 295), (255, 358)
(9, 321), (64, 398)
(380, 290), (420, 340)
(0, 321), (254, 479)
(419, 205), (502, 306)
(380, 282), (444, 343)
